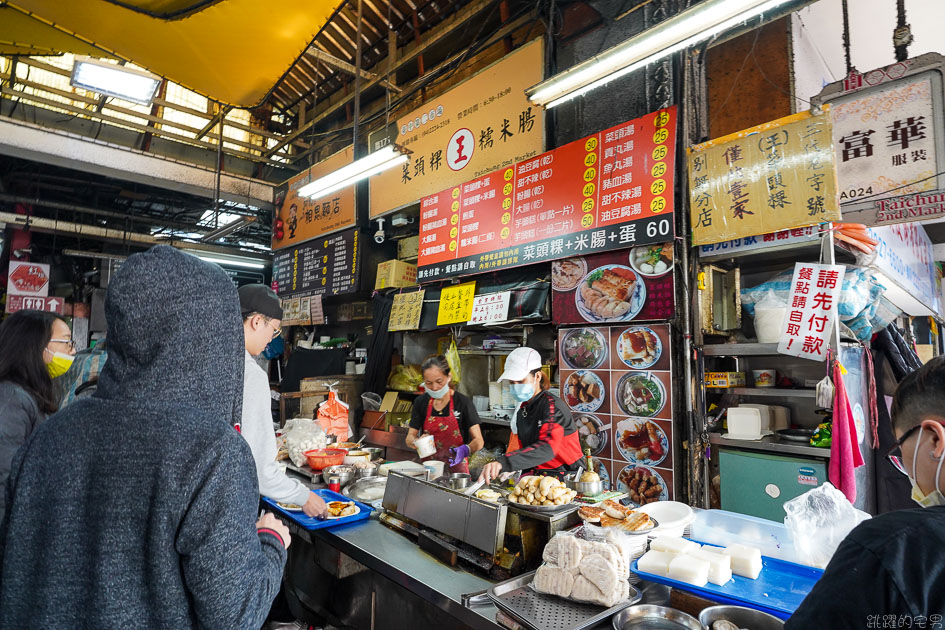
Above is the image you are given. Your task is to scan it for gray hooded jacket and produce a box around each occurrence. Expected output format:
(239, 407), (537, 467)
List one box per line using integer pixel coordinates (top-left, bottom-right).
(0, 245), (286, 629)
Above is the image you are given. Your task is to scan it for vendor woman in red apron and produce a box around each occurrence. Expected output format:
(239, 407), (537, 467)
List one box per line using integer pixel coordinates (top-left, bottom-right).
(406, 355), (484, 474)
(478, 347), (583, 483)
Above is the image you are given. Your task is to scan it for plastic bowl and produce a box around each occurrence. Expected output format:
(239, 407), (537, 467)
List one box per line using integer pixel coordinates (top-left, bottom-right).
(699, 605), (784, 630)
(304, 448), (347, 471)
(344, 450), (372, 465)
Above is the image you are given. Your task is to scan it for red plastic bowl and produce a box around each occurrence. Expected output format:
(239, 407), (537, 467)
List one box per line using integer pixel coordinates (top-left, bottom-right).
(304, 448), (347, 471)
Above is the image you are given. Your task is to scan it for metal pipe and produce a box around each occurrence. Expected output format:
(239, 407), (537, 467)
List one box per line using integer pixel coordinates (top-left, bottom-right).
(352, 0), (364, 153)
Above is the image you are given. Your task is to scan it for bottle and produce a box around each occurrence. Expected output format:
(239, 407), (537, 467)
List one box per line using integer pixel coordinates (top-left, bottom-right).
(328, 476), (341, 493)
(584, 447), (594, 476)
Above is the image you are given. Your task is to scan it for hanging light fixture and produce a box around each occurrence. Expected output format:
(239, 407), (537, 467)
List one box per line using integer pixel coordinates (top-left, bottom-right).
(297, 144), (410, 201)
(526, 0), (794, 109)
(70, 56), (162, 105)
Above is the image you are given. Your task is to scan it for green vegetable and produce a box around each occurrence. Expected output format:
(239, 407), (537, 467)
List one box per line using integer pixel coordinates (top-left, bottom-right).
(587, 269), (604, 283)
(645, 245), (664, 266)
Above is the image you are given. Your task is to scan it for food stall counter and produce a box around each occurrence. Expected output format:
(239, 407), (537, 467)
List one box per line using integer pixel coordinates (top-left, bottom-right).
(708, 433), (829, 459)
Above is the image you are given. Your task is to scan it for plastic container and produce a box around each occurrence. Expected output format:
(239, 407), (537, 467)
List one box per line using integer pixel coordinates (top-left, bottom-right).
(753, 369), (777, 388)
(304, 448), (347, 471)
(754, 306), (786, 343)
(344, 450), (372, 465)
(415, 434), (436, 458)
(688, 509), (801, 565)
(726, 407), (763, 439)
(634, 501), (694, 538)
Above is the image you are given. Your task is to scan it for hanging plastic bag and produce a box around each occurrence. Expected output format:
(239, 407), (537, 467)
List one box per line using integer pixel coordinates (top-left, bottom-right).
(753, 290), (787, 343)
(783, 482), (870, 569)
(284, 418), (328, 468)
(317, 384), (350, 442)
(445, 337), (462, 384)
(815, 374), (835, 410)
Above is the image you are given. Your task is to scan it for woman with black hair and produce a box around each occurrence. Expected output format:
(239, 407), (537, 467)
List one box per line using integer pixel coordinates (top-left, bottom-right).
(0, 309), (74, 520)
(406, 355), (484, 474)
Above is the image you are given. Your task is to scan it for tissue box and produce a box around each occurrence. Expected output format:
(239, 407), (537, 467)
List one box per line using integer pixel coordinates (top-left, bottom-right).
(706, 372), (746, 388)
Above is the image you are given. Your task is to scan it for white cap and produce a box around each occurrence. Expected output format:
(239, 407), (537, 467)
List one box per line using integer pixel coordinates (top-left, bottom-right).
(498, 347), (543, 382)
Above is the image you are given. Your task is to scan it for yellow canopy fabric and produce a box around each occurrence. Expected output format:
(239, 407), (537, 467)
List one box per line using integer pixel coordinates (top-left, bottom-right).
(2, 0), (339, 107)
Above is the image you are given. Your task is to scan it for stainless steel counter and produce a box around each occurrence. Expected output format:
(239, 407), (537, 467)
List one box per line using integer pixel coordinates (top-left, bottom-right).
(709, 432), (830, 459)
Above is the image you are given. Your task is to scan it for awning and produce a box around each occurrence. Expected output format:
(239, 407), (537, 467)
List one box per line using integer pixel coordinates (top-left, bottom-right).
(1, 0), (340, 107)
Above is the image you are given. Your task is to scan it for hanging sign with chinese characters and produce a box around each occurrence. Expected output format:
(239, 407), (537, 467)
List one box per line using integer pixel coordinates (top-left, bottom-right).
(437, 281), (476, 326)
(468, 291), (511, 325)
(777, 263), (845, 361)
(281, 296), (313, 327)
(689, 109), (841, 246)
(273, 146), (356, 250)
(309, 294), (325, 325)
(272, 228), (360, 299)
(368, 39), (544, 218)
(388, 290), (425, 332)
(417, 107), (677, 281)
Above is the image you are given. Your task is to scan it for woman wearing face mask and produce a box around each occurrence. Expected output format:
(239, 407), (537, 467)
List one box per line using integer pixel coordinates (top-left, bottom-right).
(478, 347), (582, 484)
(786, 356), (945, 627)
(0, 310), (75, 522)
(406, 356), (484, 474)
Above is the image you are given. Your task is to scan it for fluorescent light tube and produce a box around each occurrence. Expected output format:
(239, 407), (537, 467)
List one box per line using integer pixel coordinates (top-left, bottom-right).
(298, 145), (410, 201)
(195, 254), (266, 269)
(527, 0), (792, 108)
(70, 56), (161, 105)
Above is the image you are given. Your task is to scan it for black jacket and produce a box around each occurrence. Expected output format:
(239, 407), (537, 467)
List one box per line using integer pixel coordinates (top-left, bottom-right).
(0, 381), (45, 524)
(499, 393), (583, 473)
(0, 246), (285, 629)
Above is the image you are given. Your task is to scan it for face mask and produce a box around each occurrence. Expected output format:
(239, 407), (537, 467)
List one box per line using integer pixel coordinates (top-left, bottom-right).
(46, 351), (75, 378)
(511, 381), (535, 402)
(910, 426), (945, 508)
(427, 382), (450, 399)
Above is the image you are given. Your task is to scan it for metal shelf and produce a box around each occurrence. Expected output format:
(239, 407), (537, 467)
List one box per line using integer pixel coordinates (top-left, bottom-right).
(457, 348), (516, 356)
(703, 343), (783, 357)
(706, 387), (817, 398)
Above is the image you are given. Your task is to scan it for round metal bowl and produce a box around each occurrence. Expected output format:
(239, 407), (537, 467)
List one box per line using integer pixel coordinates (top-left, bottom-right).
(612, 605), (703, 630)
(565, 476), (603, 496)
(356, 463), (379, 478)
(699, 605), (785, 630)
(448, 473), (471, 489)
(322, 464), (357, 486)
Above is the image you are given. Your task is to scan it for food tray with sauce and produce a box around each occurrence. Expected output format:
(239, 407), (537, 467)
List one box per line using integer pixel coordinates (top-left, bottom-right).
(263, 489), (373, 530)
(487, 570), (641, 630)
(630, 540), (824, 620)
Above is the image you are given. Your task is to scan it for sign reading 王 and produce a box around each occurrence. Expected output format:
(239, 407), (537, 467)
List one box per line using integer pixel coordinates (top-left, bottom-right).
(417, 107), (677, 281)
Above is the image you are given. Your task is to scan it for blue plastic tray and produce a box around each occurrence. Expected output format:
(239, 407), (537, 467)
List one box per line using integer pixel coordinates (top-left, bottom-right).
(263, 489), (373, 530)
(630, 540), (824, 620)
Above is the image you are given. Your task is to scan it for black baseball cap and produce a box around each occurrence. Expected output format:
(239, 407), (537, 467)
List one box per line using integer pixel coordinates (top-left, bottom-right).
(238, 284), (283, 320)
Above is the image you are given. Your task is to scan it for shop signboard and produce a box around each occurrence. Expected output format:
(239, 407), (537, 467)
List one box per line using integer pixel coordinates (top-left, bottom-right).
(272, 146), (356, 250)
(551, 246), (674, 325)
(7, 261), (50, 297)
(558, 324), (674, 504)
(839, 189), (945, 227)
(388, 289), (425, 332)
(417, 107), (677, 281)
(689, 109), (841, 246)
(436, 281), (476, 326)
(368, 39), (544, 219)
(867, 222), (939, 315)
(698, 225), (821, 258)
(777, 263), (845, 361)
(468, 291), (511, 325)
(272, 227), (360, 299)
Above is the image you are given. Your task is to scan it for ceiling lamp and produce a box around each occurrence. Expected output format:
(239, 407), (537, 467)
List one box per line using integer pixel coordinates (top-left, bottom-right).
(70, 56), (162, 105)
(298, 144), (410, 201)
(526, 0), (793, 109)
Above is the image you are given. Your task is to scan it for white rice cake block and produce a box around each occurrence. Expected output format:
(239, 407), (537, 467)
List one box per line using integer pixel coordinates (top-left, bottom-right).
(690, 549), (733, 585)
(667, 554), (710, 588)
(721, 544), (763, 579)
(636, 550), (675, 577)
(649, 536), (700, 555)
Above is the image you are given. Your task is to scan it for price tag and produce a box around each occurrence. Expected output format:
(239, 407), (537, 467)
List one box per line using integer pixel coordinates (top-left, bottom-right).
(437, 281), (476, 326)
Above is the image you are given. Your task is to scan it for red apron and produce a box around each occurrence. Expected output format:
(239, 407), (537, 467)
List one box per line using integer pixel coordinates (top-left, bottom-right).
(422, 395), (469, 474)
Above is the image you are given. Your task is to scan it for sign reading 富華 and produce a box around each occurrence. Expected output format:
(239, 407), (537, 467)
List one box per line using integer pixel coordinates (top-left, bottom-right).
(416, 107), (677, 281)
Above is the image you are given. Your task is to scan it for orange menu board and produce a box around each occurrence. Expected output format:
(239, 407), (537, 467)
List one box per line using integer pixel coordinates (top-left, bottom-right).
(417, 107), (676, 281)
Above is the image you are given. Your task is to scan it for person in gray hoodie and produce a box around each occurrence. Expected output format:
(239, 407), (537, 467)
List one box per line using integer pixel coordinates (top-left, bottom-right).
(0, 245), (290, 629)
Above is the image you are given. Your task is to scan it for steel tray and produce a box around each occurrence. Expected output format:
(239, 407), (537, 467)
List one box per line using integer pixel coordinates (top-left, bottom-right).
(487, 570), (641, 630)
(509, 501), (579, 515)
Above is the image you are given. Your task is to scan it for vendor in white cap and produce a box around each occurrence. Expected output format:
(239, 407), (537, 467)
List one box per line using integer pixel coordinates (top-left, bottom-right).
(478, 347), (583, 483)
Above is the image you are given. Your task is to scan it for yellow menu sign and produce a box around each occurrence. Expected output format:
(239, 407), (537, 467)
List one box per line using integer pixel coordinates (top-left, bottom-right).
(388, 290), (425, 332)
(688, 108), (841, 245)
(437, 282), (476, 326)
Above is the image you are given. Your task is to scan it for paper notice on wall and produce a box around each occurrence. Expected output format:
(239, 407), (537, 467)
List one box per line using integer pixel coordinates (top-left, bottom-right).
(309, 294), (325, 325)
(777, 263), (845, 361)
(468, 291), (511, 325)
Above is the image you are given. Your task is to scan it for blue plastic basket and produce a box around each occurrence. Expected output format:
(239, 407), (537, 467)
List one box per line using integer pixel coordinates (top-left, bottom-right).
(630, 540), (824, 620)
(262, 488), (373, 530)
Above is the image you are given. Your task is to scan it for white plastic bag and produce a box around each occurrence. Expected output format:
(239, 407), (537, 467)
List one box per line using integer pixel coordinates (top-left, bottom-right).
(284, 418), (328, 467)
(783, 483), (870, 569)
(753, 290), (787, 343)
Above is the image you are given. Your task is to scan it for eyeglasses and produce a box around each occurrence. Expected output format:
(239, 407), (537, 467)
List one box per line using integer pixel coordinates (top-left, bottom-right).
(271, 326), (282, 340)
(49, 338), (76, 351)
(887, 424), (923, 477)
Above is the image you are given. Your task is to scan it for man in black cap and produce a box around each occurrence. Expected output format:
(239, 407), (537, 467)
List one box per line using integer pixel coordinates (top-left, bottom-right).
(238, 284), (327, 519)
